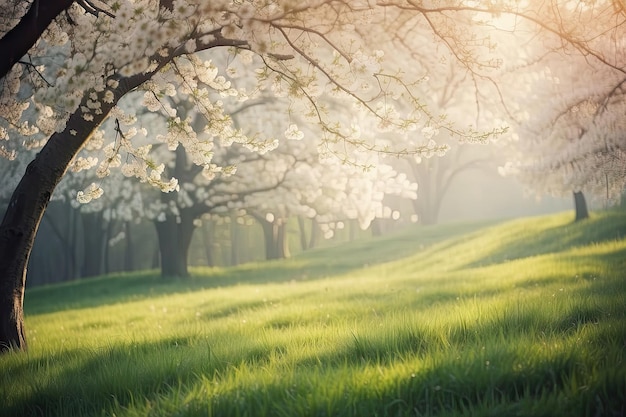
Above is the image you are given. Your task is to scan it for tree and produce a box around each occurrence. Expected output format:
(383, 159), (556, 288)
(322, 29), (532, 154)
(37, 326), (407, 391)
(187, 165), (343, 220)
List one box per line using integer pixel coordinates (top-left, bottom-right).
(396, 61), (504, 225)
(0, 1), (508, 352)
(152, 142), (293, 276)
(497, 3), (626, 220)
(225, 98), (419, 258)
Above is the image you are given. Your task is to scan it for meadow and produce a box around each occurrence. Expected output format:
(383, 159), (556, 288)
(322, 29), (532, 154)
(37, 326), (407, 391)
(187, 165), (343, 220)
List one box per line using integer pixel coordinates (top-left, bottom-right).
(1, 211), (625, 417)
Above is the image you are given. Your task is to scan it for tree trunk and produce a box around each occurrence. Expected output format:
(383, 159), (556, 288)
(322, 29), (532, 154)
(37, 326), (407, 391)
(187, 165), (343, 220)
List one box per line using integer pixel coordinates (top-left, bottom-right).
(259, 218), (290, 260)
(573, 191), (589, 222)
(257, 217), (290, 261)
(155, 216), (185, 277)
(123, 221), (134, 272)
(152, 244), (161, 270)
(410, 167), (442, 226)
(154, 211), (195, 278)
(230, 212), (240, 266)
(0, 108), (107, 351)
(81, 211), (106, 278)
(297, 217), (319, 251)
(308, 218), (319, 249)
(297, 216), (308, 251)
(412, 197), (439, 226)
(0, 63), (170, 352)
(202, 220), (215, 267)
(276, 223), (290, 259)
(371, 219), (383, 237)
(260, 220), (278, 260)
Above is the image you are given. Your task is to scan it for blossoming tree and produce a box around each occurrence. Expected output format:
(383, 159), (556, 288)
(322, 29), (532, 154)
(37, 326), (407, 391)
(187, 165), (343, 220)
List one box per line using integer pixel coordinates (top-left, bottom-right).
(495, 1), (626, 219)
(0, 0), (511, 351)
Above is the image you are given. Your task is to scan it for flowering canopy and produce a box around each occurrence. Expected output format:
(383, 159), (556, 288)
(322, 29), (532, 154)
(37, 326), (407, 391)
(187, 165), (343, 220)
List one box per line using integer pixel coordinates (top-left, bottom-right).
(0, 0), (508, 201)
(495, 0), (626, 203)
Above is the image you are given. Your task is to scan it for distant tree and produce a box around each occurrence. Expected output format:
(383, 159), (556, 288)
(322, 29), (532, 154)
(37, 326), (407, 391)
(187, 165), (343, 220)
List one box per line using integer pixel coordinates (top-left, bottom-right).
(231, 100), (419, 256)
(499, 6), (626, 221)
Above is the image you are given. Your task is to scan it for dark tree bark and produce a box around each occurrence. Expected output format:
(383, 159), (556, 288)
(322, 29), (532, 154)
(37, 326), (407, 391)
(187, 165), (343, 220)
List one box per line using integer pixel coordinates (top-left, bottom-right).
(260, 220), (277, 260)
(0, 58), (174, 352)
(573, 191), (589, 222)
(0, 102), (112, 352)
(155, 216), (182, 276)
(151, 244), (160, 269)
(276, 223), (290, 259)
(153, 145), (199, 277)
(296, 216), (318, 251)
(0, 0), (75, 80)
(153, 206), (196, 278)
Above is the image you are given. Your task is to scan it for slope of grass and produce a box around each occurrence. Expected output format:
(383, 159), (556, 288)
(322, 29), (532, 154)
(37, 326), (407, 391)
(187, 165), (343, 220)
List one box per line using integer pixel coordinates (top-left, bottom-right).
(1, 211), (625, 417)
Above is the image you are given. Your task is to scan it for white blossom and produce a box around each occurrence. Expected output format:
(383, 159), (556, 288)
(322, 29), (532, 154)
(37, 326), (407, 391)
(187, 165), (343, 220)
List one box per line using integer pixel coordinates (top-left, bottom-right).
(284, 124), (304, 140)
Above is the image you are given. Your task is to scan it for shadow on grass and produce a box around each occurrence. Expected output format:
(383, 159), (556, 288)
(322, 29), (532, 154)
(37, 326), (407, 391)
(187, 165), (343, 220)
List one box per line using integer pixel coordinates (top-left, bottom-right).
(5, 311), (624, 417)
(380, 344), (626, 417)
(24, 261), (356, 317)
(2, 326), (298, 417)
(466, 211), (626, 269)
(25, 221), (492, 317)
(8, 274), (626, 417)
(1, 337), (215, 417)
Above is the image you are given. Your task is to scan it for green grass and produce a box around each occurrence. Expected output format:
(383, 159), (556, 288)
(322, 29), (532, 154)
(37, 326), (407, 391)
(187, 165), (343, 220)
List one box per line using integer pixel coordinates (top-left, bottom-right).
(1, 211), (625, 417)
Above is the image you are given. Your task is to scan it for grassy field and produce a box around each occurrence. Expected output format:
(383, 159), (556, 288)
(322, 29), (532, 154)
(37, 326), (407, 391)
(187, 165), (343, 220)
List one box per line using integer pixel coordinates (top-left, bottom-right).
(1, 211), (625, 417)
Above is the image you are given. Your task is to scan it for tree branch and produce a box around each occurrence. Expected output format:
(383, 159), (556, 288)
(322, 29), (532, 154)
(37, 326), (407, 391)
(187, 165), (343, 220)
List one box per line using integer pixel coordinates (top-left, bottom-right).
(0, 0), (75, 80)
